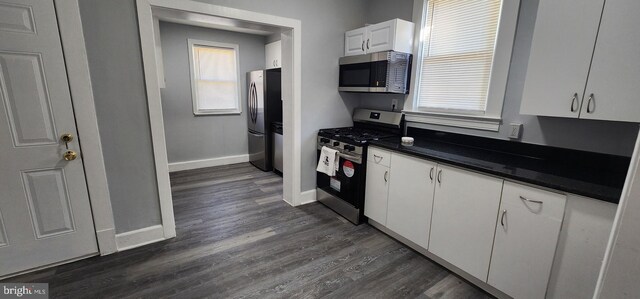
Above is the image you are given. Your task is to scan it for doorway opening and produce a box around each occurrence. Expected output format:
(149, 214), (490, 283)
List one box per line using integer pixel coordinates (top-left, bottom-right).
(136, 0), (302, 238)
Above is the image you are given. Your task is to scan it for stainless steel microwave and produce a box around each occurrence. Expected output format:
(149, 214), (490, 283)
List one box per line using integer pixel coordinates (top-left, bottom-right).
(338, 51), (412, 94)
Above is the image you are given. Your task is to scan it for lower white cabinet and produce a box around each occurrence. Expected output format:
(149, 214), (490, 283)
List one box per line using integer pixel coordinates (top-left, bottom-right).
(387, 153), (436, 249)
(488, 181), (567, 299)
(364, 150), (391, 225)
(428, 164), (504, 281)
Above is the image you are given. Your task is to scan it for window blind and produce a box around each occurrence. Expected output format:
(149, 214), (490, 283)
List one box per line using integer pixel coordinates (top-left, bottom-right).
(193, 45), (238, 111)
(417, 0), (501, 113)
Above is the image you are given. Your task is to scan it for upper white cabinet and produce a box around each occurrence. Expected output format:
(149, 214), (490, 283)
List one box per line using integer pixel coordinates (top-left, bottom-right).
(579, 0), (640, 122)
(344, 19), (414, 56)
(387, 153), (436, 249)
(428, 164), (503, 281)
(521, 0), (640, 122)
(364, 147), (391, 225)
(488, 182), (567, 299)
(265, 40), (281, 69)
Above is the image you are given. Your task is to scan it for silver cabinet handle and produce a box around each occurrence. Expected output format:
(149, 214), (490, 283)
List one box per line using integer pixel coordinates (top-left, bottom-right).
(429, 167), (434, 181)
(437, 170), (442, 185)
(501, 209), (507, 227)
(586, 93), (595, 113)
(570, 93), (579, 112)
(520, 195), (543, 205)
(361, 41), (365, 51)
(373, 154), (383, 163)
(384, 170), (388, 183)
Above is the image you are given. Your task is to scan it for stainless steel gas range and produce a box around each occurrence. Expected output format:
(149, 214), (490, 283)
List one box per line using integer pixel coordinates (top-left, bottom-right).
(316, 109), (403, 224)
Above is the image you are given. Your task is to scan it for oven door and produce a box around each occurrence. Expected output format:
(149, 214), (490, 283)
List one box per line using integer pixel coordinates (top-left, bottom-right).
(316, 151), (365, 208)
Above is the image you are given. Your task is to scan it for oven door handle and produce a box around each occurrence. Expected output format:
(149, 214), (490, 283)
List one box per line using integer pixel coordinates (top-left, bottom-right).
(337, 152), (362, 164)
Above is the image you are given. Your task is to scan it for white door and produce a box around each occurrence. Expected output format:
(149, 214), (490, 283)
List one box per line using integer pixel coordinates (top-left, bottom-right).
(367, 20), (395, 53)
(0, 0), (97, 277)
(428, 165), (503, 281)
(519, 0), (604, 118)
(364, 148), (391, 225)
(580, 0), (640, 122)
(488, 182), (566, 299)
(344, 27), (367, 56)
(387, 153), (436, 249)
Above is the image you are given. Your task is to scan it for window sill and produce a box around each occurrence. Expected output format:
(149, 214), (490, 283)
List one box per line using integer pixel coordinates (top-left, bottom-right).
(403, 110), (501, 131)
(193, 110), (242, 116)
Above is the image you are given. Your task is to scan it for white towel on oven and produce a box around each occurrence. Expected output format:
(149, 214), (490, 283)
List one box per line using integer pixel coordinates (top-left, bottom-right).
(316, 146), (339, 176)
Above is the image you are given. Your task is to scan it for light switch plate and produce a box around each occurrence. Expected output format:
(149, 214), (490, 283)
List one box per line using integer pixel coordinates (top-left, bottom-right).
(509, 123), (523, 139)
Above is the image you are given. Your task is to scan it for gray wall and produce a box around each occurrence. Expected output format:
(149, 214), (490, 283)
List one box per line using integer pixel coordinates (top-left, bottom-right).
(79, 0), (161, 233)
(78, 0), (365, 233)
(359, 0), (638, 157)
(159, 22), (265, 163)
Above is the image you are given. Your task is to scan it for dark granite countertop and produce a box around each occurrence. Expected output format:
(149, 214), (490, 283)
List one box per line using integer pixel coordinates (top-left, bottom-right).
(369, 129), (630, 204)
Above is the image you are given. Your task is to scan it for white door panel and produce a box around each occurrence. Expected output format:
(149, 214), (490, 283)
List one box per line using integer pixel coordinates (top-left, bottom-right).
(0, 0), (97, 277)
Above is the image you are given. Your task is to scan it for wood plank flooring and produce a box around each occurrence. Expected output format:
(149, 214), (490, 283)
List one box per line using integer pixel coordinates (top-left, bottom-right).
(6, 163), (492, 298)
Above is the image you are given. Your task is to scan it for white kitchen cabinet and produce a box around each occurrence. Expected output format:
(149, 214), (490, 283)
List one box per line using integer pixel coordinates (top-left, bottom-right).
(579, 0), (640, 122)
(521, 0), (640, 122)
(344, 27), (367, 56)
(265, 40), (281, 69)
(386, 153), (436, 249)
(344, 19), (414, 56)
(428, 164), (503, 281)
(488, 182), (567, 299)
(364, 147), (391, 225)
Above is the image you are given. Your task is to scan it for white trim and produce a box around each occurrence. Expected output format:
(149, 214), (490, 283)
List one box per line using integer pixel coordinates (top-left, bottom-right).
(594, 126), (640, 298)
(115, 225), (165, 251)
(299, 189), (317, 205)
(55, 0), (117, 255)
(137, 0), (176, 239)
(168, 154), (249, 172)
(404, 111), (501, 131)
(136, 0), (303, 243)
(187, 39), (243, 115)
(405, 0), (520, 130)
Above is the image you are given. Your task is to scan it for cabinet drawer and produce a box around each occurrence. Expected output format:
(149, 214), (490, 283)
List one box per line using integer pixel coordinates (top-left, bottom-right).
(368, 147), (391, 167)
(502, 181), (567, 221)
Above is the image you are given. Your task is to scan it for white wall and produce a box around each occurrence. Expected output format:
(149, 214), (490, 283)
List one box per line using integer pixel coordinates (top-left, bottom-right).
(159, 22), (265, 164)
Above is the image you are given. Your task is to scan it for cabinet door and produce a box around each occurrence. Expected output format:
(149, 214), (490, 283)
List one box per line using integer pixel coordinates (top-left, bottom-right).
(364, 162), (390, 225)
(344, 27), (367, 56)
(488, 182), (566, 299)
(428, 165), (503, 281)
(387, 153), (436, 249)
(367, 20), (395, 53)
(265, 41), (281, 69)
(580, 0), (640, 122)
(520, 0), (604, 118)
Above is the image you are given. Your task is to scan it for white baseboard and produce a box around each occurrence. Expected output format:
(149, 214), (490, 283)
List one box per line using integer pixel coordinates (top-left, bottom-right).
(168, 154), (249, 172)
(115, 224), (165, 251)
(299, 189), (317, 205)
(96, 228), (117, 255)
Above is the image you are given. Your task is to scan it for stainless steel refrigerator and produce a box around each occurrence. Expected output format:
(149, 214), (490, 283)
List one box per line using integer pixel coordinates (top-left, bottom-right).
(247, 69), (282, 171)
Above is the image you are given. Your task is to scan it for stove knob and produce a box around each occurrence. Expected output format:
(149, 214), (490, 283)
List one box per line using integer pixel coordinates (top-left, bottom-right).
(320, 138), (330, 144)
(343, 145), (355, 151)
(333, 141), (340, 146)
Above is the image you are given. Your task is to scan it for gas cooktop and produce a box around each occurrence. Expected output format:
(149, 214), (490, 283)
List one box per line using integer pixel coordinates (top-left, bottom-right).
(318, 127), (396, 144)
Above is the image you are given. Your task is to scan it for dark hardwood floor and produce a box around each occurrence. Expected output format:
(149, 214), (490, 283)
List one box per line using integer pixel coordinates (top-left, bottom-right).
(7, 163), (491, 298)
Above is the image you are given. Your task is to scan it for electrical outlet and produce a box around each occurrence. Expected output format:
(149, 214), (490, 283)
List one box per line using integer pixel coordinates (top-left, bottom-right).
(509, 123), (523, 139)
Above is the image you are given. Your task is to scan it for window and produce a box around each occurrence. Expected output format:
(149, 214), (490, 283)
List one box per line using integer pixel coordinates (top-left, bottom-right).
(407, 0), (519, 131)
(188, 39), (241, 115)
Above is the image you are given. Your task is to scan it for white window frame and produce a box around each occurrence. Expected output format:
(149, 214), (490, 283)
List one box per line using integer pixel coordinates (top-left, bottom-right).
(188, 39), (242, 115)
(404, 0), (520, 131)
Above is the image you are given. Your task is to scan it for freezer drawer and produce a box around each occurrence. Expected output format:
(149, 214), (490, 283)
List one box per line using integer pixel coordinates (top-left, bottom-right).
(248, 131), (268, 171)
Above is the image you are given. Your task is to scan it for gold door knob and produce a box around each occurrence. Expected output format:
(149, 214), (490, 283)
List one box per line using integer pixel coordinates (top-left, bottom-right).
(60, 133), (74, 143)
(63, 150), (78, 161)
